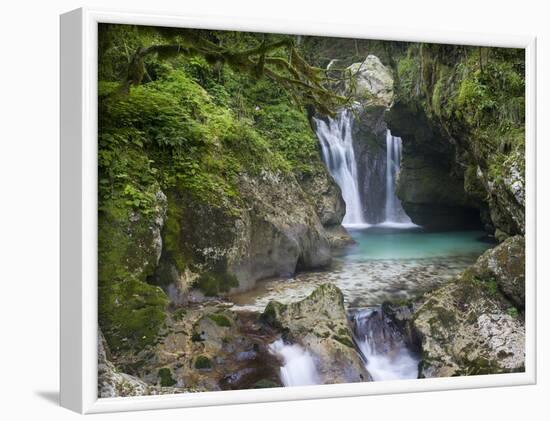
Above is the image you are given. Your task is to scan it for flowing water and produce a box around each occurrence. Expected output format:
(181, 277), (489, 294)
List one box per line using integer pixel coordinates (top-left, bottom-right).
(351, 307), (420, 381)
(268, 339), (321, 386)
(384, 130), (414, 226)
(232, 110), (494, 384)
(315, 110), (367, 227)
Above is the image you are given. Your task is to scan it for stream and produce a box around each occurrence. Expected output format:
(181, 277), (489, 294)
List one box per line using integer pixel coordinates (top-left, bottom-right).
(232, 110), (493, 385)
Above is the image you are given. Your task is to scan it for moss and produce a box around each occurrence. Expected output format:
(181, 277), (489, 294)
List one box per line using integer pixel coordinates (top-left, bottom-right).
(332, 334), (355, 348)
(98, 278), (168, 353)
(506, 307), (519, 318)
(172, 308), (187, 321)
(261, 301), (286, 329)
(207, 313), (232, 327)
(252, 379), (281, 389)
(195, 271), (239, 297)
(194, 355), (213, 370)
(158, 367), (177, 387)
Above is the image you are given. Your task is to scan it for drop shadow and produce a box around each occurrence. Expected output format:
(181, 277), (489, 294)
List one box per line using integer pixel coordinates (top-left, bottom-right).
(35, 390), (59, 406)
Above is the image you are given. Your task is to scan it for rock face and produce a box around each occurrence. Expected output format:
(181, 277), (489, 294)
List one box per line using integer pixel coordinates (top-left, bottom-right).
(465, 235), (525, 308)
(388, 44), (525, 237)
(412, 238), (525, 377)
(262, 284), (371, 384)
(386, 104), (483, 230)
(98, 185), (170, 354)
(345, 55), (394, 108)
(230, 171), (333, 290)
(156, 169), (338, 297)
(352, 104), (390, 224)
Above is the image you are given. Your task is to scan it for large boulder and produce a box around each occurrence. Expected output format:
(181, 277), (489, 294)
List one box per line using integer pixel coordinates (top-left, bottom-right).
(156, 170), (334, 297)
(98, 184), (170, 354)
(262, 284), (371, 384)
(465, 235), (525, 308)
(345, 55), (394, 108)
(413, 269), (525, 377)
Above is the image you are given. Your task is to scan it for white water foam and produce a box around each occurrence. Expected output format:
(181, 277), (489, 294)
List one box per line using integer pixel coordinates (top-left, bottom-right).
(269, 339), (321, 387)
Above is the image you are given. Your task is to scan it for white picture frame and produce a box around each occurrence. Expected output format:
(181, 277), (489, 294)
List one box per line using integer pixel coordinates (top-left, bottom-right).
(60, 7), (537, 414)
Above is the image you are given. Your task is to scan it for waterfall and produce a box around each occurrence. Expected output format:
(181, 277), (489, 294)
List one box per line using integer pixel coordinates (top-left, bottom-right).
(383, 130), (415, 227)
(269, 339), (321, 387)
(314, 110), (367, 228)
(351, 308), (419, 381)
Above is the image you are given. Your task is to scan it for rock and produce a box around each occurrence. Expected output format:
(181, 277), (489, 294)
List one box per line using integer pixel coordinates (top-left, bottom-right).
(99, 185), (167, 284)
(160, 169), (335, 296)
(386, 103), (482, 230)
(466, 236), (525, 308)
(298, 167), (346, 227)
(262, 284), (371, 384)
(98, 330), (183, 397)
(112, 305), (282, 393)
(345, 55), (394, 108)
(413, 272), (525, 377)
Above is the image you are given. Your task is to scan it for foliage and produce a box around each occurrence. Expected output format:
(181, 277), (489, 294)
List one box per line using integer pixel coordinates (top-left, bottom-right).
(158, 368), (177, 387)
(194, 356), (213, 369)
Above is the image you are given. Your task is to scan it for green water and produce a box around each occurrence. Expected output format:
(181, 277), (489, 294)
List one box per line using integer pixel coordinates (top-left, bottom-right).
(344, 227), (493, 261)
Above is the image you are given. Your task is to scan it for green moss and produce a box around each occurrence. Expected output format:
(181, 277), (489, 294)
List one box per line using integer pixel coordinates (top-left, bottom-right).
(98, 279), (168, 353)
(252, 379), (281, 389)
(207, 313), (232, 327)
(261, 301), (286, 329)
(506, 307), (519, 318)
(158, 367), (177, 387)
(172, 308), (187, 321)
(194, 355), (212, 370)
(332, 334), (355, 348)
(195, 271), (239, 297)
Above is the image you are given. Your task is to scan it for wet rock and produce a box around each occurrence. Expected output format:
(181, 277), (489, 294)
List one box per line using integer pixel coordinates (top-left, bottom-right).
(386, 104), (482, 230)
(112, 305), (282, 393)
(466, 235), (525, 308)
(98, 330), (183, 397)
(262, 284), (371, 384)
(413, 272), (525, 377)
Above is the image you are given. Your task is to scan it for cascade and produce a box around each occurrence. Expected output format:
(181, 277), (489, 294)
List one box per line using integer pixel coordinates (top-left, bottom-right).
(314, 110), (367, 227)
(269, 339), (321, 387)
(351, 308), (420, 381)
(383, 130), (414, 226)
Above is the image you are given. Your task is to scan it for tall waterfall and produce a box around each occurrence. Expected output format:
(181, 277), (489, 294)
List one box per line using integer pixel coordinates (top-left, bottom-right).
(269, 339), (320, 387)
(351, 308), (419, 381)
(314, 110), (367, 227)
(383, 130), (414, 226)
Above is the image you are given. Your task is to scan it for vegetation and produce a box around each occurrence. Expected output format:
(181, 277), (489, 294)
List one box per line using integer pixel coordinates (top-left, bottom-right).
(158, 368), (177, 387)
(97, 24), (340, 353)
(194, 356), (213, 370)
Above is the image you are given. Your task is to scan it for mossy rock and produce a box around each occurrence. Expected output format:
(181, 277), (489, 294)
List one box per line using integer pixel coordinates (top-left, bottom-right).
(194, 355), (213, 370)
(207, 313), (232, 327)
(157, 367), (177, 387)
(252, 379), (281, 389)
(98, 278), (168, 353)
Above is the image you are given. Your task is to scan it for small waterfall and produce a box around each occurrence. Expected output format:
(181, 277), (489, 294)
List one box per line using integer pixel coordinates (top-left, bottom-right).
(351, 308), (419, 381)
(314, 110), (367, 227)
(269, 339), (321, 387)
(383, 130), (415, 227)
